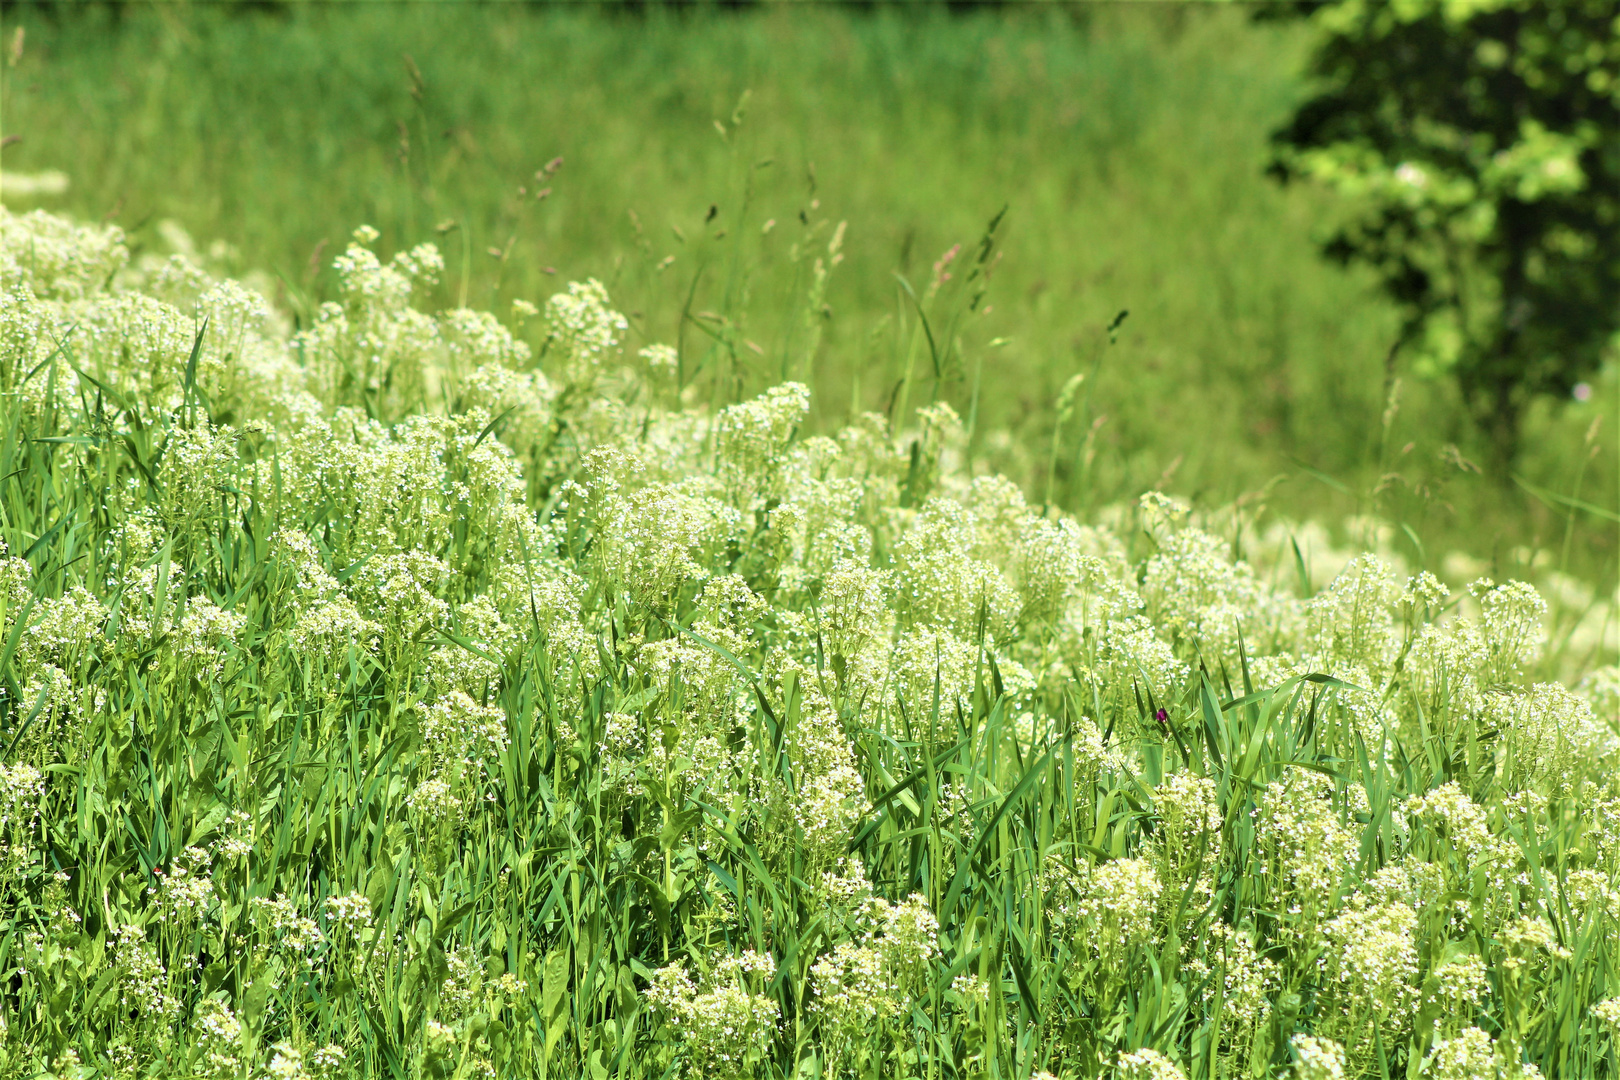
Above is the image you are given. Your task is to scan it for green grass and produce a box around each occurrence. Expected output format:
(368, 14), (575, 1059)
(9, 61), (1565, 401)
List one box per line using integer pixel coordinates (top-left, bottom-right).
(0, 8), (1618, 1078)
(1, 2), (1613, 586)
(0, 195), (1616, 1079)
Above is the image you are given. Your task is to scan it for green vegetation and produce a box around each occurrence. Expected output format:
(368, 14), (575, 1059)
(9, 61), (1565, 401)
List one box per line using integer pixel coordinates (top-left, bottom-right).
(0, 198), (1616, 1078)
(0, 5), (1617, 1079)
(1268, 0), (1620, 466)
(0, 2), (1613, 583)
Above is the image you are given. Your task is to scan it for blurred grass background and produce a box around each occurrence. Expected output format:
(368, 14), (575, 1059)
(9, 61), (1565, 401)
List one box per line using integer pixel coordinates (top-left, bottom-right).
(0, 0), (1614, 584)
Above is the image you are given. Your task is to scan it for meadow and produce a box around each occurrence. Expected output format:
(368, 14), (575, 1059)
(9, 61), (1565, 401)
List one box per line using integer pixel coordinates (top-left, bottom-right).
(0, 4), (1618, 1080)
(1, 2), (1614, 582)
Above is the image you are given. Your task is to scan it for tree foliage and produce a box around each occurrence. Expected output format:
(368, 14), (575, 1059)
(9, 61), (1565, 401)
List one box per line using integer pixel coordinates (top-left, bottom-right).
(1270, 0), (1620, 464)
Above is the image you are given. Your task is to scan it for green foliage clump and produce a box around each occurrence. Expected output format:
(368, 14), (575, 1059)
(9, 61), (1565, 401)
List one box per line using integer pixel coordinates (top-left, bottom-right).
(1270, 0), (1620, 462)
(0, 207), (1617, 1079)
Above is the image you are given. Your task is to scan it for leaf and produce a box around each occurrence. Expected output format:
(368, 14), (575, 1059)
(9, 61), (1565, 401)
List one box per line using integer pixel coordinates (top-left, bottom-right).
(1513, 473), (1620, 522)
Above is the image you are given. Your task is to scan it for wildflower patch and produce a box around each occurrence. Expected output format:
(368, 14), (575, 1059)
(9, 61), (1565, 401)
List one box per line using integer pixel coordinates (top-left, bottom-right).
(0, 207), (1616, 1078)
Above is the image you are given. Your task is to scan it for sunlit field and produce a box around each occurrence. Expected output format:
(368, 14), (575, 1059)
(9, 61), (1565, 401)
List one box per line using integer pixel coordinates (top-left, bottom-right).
(0, 4), (1617, 1079)
(2, 3), (1613, 578)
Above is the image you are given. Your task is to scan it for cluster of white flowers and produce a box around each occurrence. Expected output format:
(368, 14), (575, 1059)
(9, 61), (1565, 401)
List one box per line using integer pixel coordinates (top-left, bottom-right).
(545, 277), (628, 383)
(252, 894), (324, 953)
(0, 761), (45, 871)
(1255, 767), (1362, 915)
(1403, 782), (1520, 920)
(1321, 902), (1421, 1022)
(809, 892), (940, 1035)
(323, 891), (374, 942)
(1151, 771), (1223, 889)
(715, 381), (811, 504)
(1203, 922), (1278, 1029)
(1423, 1027), (1543, 1080)
(1075, 858), (1163, 958)
(1497, 915), (1572, 972)
(1116, 1047), (1188, 1080)
(113, 924), (177, 1020)
(644, 951), (781, 1079)
(1143, 525), (1282, 657)
(1291, 1034), (1347, 1080)
(1426, 952), (1490, 1025)
(151, 846), (216, 920)
(193, 998), (246, 1079)
(4, 205), (1617, 1080)
(1592, 997), (1620, 1039)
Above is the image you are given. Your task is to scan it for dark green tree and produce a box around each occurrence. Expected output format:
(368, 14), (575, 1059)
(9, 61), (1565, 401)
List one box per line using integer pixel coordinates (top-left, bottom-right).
(1269, 0), (1619, 466)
